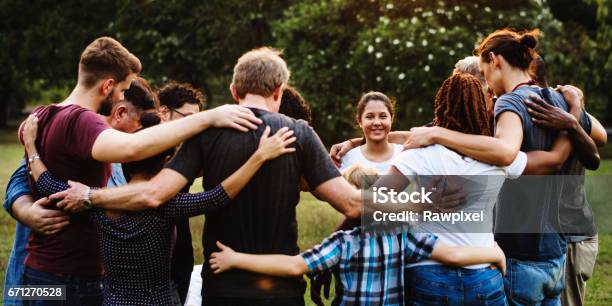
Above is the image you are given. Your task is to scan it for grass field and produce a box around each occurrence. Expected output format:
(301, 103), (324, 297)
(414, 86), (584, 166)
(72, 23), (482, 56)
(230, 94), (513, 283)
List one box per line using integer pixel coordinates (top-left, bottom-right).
(0, 128), (611, 305)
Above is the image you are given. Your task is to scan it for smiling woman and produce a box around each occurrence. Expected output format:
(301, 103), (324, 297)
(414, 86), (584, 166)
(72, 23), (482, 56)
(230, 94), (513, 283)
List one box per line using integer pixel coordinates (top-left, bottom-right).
(338, 92), (404, 174)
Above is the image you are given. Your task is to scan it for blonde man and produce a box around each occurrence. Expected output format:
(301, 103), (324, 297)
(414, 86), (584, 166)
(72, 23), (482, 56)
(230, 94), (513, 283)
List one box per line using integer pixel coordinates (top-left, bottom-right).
(54, 47), (362, 306)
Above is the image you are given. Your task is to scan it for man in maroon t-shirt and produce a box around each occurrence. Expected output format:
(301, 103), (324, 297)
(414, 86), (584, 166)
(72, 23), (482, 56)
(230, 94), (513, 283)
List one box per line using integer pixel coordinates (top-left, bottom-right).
(12, 37), (262, 306)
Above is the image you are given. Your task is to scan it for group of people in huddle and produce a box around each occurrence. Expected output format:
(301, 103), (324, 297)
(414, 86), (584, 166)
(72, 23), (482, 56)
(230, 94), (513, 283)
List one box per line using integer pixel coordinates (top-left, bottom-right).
(2, 26), (607, 306)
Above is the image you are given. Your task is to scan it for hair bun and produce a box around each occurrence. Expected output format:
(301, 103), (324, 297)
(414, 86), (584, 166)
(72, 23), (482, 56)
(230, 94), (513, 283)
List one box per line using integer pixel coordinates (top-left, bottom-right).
(520, 34), (537, 49)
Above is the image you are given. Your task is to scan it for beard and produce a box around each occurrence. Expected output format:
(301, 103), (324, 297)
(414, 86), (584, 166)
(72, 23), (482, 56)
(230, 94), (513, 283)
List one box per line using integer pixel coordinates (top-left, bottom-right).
(98, 89), (117, 116)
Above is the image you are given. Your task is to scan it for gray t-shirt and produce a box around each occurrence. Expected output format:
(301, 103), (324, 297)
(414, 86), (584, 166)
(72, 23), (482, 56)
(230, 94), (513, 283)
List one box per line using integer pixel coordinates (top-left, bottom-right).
(166, 107), (340, 299)
(493, 86), (592, 260)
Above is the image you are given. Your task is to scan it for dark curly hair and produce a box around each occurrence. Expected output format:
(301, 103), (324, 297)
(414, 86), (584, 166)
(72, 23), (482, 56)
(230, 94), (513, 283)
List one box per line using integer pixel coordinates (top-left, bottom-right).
(157, 81), (206, 111)
(279, 85), (312, 125)
(124, 76), (158, 111)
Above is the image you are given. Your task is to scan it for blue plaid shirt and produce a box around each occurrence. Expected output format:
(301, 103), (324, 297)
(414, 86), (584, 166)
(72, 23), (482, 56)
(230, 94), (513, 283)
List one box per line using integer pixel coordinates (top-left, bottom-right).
(301, 227), (438, 306)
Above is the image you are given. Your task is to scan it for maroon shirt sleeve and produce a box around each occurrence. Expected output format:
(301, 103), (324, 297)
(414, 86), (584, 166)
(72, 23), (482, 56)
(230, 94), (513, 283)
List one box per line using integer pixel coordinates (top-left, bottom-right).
(70, 110), (110, 159)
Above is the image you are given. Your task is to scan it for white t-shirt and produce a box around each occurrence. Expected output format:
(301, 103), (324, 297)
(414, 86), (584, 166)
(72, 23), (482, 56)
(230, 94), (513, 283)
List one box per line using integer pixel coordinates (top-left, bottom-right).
(339, 143), (404, 174)
(391, 144), (527, 268)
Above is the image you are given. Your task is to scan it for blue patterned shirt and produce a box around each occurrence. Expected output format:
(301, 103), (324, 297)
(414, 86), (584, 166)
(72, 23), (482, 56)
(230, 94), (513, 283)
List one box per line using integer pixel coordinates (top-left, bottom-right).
(301, 226), (438, 306)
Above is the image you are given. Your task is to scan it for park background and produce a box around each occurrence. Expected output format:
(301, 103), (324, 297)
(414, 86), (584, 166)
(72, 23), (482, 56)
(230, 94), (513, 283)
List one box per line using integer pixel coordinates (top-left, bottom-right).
(1, 0), (611, 304)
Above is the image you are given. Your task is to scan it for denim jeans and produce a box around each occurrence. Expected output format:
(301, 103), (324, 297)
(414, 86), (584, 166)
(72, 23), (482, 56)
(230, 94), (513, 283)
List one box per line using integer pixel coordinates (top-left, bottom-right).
(406, 265), (507, 305)
(23, 267), (103, 306)
(504, 255), (565, 306)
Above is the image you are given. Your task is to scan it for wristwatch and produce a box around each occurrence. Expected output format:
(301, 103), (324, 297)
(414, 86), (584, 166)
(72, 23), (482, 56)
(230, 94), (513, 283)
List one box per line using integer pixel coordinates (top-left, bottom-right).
(83, 187), (93, 210)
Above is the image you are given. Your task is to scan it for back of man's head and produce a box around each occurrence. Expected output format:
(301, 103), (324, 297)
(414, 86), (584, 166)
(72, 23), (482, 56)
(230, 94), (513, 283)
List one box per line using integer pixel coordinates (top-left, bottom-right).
(231, 47), (290, 99)
(78, 37), (142, 88)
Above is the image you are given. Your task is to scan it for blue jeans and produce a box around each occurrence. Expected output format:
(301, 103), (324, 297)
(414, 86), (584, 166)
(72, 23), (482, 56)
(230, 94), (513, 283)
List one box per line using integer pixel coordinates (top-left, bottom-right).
(504, 255), (565, 306)
(406, 265), (507, 305)
(23, 267), (103, 306)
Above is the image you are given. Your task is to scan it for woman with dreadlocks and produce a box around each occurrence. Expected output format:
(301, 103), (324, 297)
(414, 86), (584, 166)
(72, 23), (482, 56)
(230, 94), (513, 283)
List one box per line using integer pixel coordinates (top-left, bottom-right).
(401, 28), (601, 305)
(387, 72), (527, 305)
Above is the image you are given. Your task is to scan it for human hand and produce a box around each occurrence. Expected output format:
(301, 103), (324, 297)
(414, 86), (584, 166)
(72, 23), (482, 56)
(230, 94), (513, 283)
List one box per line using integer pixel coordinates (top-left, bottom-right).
(425, 175), (466, 213)
(255, 126), (297, 161)
(402, 126), (440, 150)
(24, 197), (70, 235)
(329, 140), (356, 167)
(309, 270), (333, 306)
(525, 95), (578, 131)
(49, 181), (90, 213)
(22, 115), (39, 154)
(493, 242), (507, 276)
(209, 241), (237, 274)
(206, 104), (263, 132)
(555, 85), (584, 110)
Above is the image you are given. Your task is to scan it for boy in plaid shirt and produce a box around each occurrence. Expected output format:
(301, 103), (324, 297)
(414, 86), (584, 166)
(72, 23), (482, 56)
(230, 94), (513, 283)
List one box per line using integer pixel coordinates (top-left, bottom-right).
(209, 165), (506, 305)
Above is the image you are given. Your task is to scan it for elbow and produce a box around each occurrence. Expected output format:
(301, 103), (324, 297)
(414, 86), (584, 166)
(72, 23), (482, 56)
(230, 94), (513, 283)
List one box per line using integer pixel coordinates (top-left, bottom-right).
(288, 265), (304, 277)
(490, 145), (518, 166)
(344, 208), (361, 220)
(498, 149), (518, 167)
(145, 196), (163, 209)
(344, 200), (362, 219)
(143, 185), (164, 209)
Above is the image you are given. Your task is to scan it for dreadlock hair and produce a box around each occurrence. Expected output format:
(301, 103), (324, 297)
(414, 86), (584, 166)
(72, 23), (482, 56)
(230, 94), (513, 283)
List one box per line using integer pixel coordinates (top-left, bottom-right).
(433, 73), (493, 137)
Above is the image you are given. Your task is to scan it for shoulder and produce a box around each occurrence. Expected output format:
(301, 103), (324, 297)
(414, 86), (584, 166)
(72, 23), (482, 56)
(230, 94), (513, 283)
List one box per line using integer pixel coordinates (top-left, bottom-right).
(339, 146), (363, 170)
(344, 146), (363, 159)
(495, 92), (527, 111)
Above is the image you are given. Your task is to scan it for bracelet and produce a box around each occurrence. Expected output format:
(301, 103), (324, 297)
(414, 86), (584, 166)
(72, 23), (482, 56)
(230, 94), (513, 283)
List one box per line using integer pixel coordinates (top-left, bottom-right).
(28, 153), (41, 164)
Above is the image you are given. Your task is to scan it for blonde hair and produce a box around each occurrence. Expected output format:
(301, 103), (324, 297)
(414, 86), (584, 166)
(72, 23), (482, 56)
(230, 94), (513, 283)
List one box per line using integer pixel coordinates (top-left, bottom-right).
(342, 164), (380, 189)
(453, 56), (486, 90)
(232, 47), (290, 99)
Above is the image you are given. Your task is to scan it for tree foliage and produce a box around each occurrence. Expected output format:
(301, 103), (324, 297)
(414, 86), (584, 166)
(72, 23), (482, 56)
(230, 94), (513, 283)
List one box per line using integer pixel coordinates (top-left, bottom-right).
(1, 0), (610, 145)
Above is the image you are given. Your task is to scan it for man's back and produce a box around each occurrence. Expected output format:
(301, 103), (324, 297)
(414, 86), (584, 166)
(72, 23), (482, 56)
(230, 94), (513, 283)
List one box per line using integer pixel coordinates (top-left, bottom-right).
(167, 107), (340, 298)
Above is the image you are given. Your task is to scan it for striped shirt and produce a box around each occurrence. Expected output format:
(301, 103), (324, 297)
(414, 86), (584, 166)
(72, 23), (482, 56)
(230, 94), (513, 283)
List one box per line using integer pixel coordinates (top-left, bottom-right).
(301, 226), (438, 306)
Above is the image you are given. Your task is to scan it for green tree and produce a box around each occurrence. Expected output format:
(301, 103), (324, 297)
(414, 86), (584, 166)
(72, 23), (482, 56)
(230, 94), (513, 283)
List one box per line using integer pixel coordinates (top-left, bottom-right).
(275, 0), (608, 144)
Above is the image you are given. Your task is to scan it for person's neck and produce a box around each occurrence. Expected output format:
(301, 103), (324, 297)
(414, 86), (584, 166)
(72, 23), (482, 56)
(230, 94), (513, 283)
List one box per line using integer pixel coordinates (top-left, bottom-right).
(502, 69), (534, 94)
(239, 94), (277, 112)
(362, 138), (391, 155)
(61, 84), (99, 112)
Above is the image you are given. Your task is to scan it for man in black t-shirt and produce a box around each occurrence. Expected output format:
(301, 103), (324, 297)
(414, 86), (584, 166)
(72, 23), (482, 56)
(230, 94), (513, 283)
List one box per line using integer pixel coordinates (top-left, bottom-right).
(79, 47), (361, 306)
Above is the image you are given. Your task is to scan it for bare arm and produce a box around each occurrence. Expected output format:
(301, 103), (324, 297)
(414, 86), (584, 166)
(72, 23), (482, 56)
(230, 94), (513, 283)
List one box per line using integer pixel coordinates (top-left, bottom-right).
(404, 112), (523, 166)
(524, 133), (572, 175)
(21, 115), (46, 181)
(310, 177), (361, 219)
(590, 115), (607, 147)
(92, 105), (262, 163)
(12, 196), (70, 235)
(209, 241), (308, 277)
(388, 131), (411, 144)
(51, 168), (189, 211)
(526, 93), (600, 170)
(432, 242), (506, 274)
